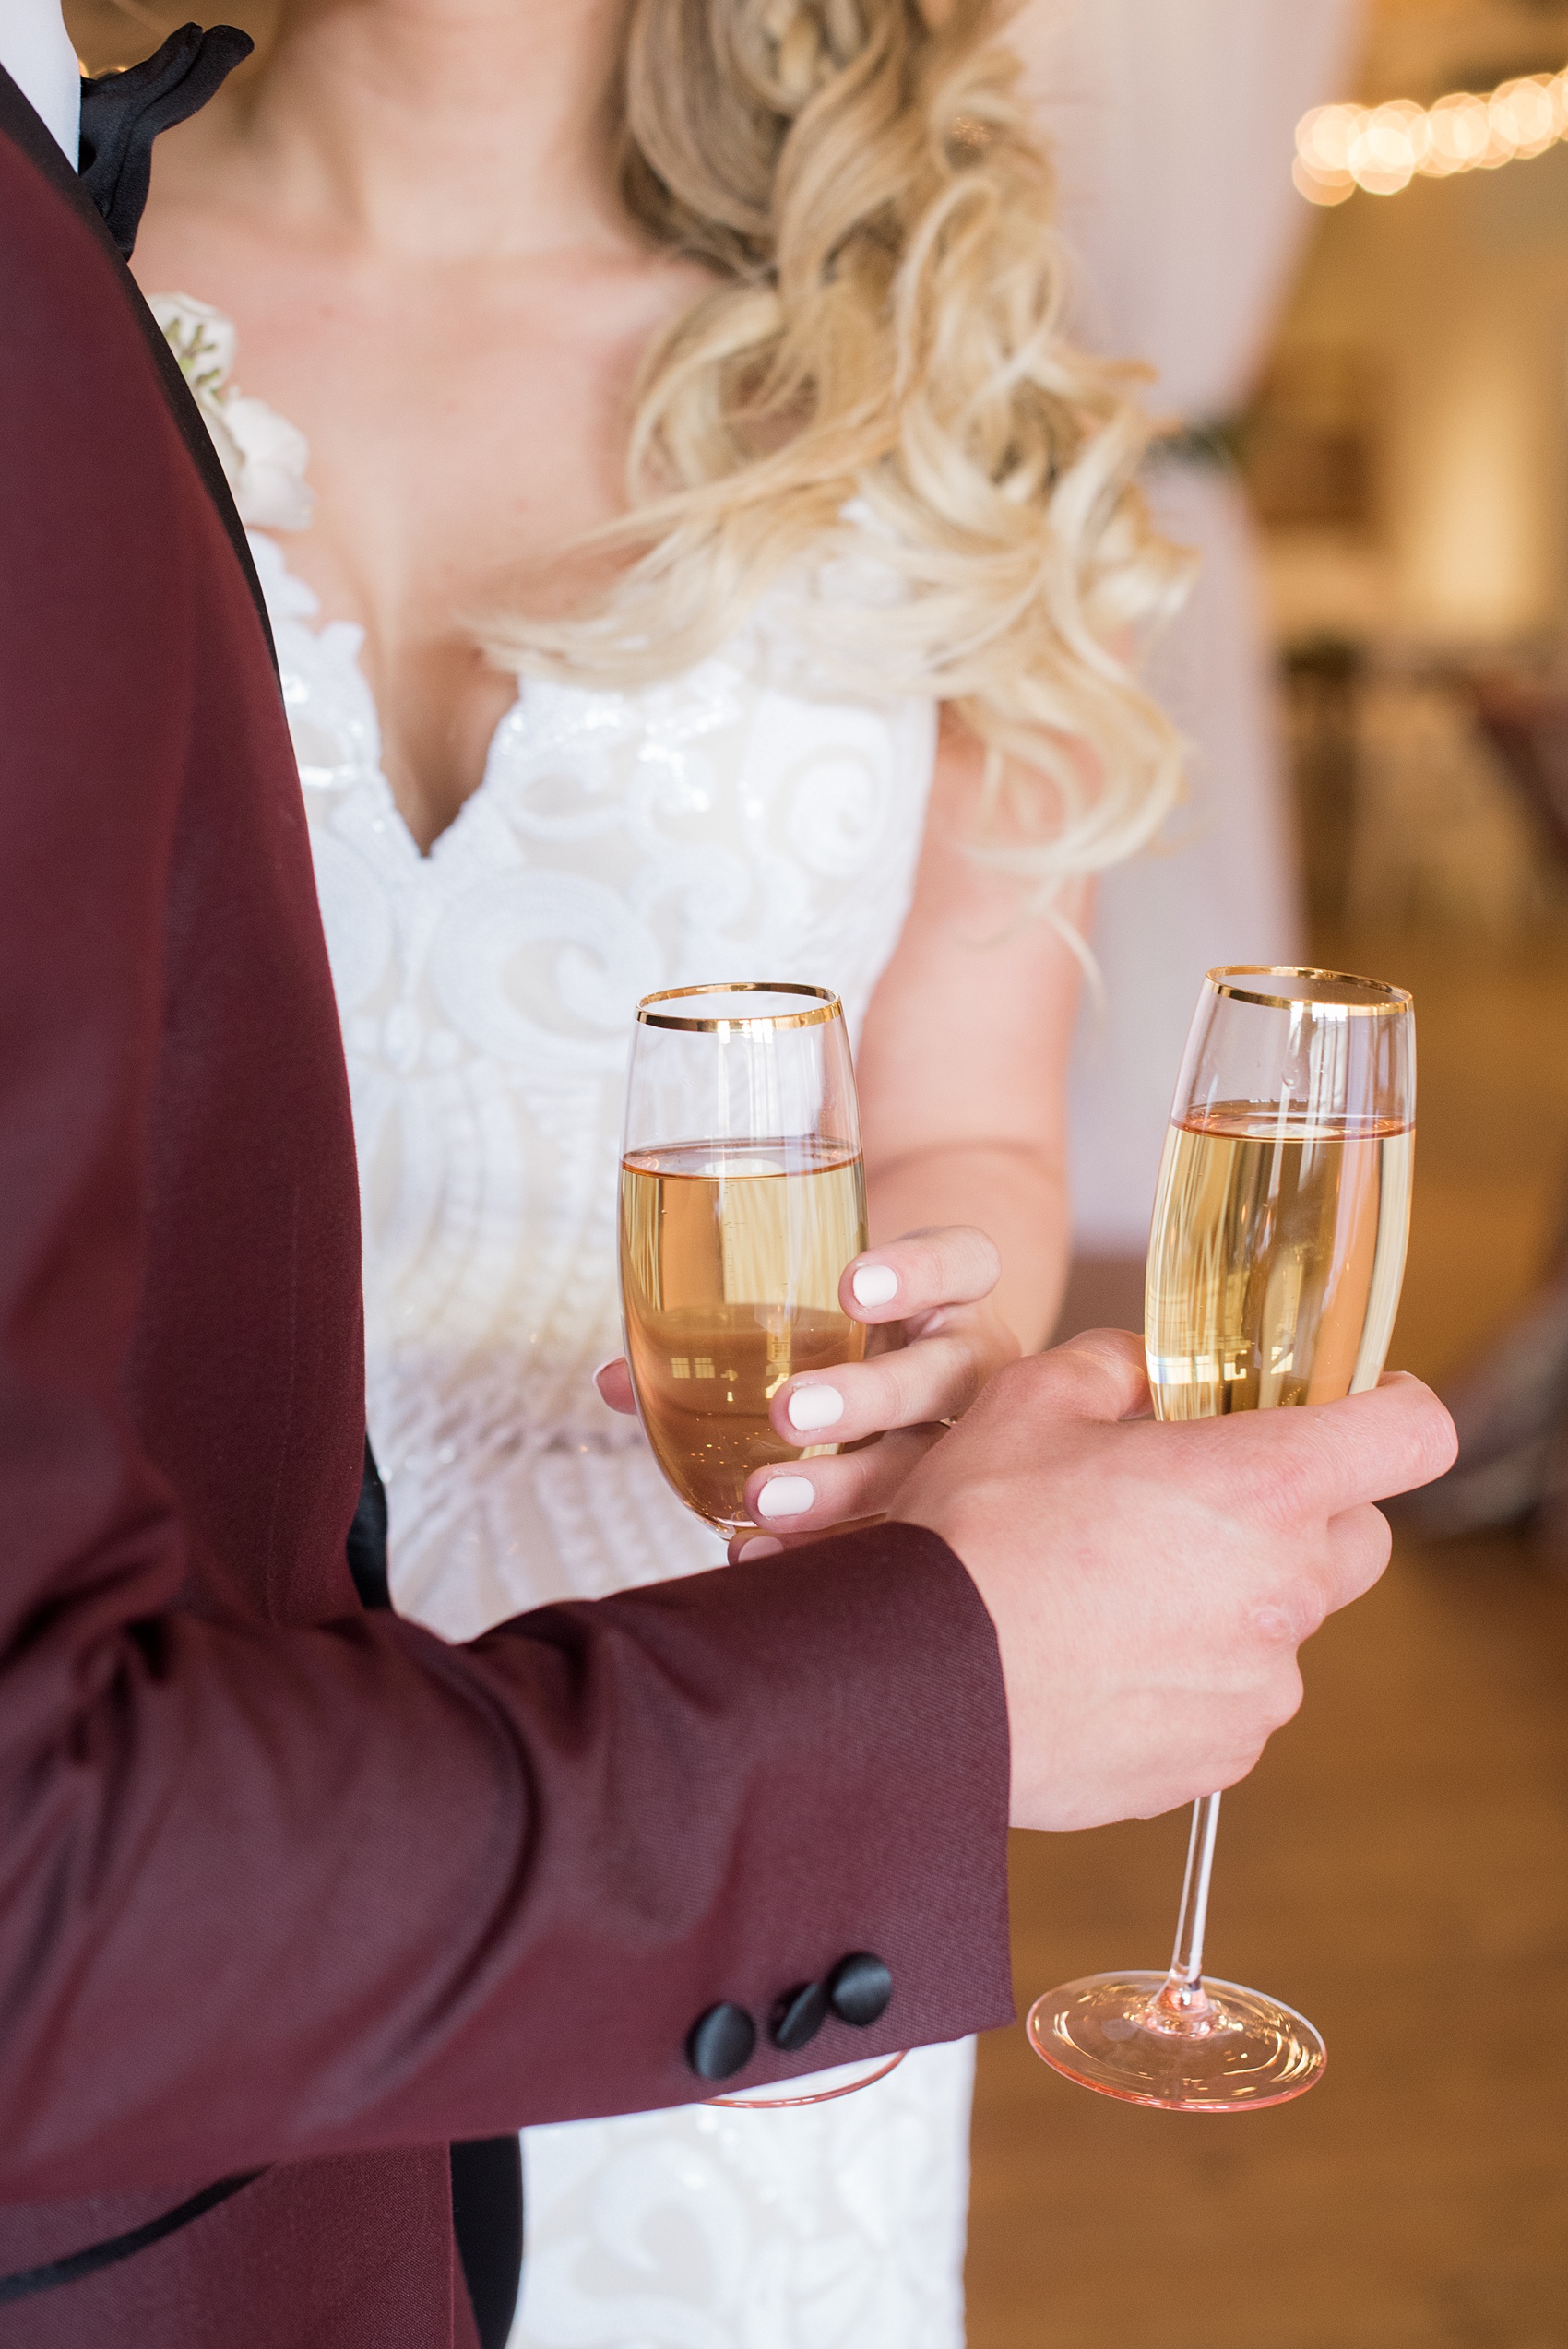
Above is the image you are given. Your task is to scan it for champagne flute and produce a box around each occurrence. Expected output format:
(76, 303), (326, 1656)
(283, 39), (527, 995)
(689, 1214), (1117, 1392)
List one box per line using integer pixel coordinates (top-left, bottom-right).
(1027, 966), (1416, 2111)
(621, 982), (868, 1536)
(621, 980), (902, 2106)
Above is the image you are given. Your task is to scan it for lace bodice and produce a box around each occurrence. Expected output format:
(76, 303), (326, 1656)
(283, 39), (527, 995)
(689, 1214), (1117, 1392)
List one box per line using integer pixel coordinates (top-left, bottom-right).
(253, 532), (937, 1636)
(167, 286), (967, 2349)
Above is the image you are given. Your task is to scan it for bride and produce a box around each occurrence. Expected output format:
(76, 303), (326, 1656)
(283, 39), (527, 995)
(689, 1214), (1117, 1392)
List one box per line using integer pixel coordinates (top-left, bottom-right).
(132, 0), (1182, 2340)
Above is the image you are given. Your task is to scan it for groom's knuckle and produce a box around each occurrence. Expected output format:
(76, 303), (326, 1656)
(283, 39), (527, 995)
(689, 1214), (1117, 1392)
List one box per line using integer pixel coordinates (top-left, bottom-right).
(939, 1337), (986, 1416)
(1240, 1433), (1317, 1531)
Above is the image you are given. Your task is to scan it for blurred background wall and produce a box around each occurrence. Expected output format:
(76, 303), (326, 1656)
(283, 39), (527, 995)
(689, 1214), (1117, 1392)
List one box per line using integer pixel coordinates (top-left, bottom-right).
(1020, 0), (1568, 1306)
(1019, 0), (1357, 1265)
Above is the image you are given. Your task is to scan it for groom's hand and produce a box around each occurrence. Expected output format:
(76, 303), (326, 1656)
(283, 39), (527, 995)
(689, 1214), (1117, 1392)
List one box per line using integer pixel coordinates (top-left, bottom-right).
(888, 1331), (1455, 1833)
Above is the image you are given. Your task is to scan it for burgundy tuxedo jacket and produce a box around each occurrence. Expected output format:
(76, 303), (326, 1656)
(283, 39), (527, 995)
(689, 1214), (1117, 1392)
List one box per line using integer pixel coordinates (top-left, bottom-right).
(0, 68), (1013, 2349)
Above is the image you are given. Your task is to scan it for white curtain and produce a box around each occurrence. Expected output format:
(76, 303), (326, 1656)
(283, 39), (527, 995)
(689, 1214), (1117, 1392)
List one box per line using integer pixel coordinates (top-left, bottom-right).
(1013, 0), (1364, 1252)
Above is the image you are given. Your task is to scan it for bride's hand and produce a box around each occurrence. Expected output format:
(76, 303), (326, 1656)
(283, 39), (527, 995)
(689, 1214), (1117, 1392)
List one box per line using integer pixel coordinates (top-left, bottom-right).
(593, 1226), (1020, 1548)
(740, 1224), (1019, 1545)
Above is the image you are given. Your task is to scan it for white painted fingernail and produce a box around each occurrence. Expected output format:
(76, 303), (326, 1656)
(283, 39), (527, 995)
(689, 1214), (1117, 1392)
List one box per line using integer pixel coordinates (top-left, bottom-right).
(788, 1384), (844, 1432)
(738, 1536), (784, 1560)
(757, 1476), (814, 1519)
(852, 1264), (898, 1307)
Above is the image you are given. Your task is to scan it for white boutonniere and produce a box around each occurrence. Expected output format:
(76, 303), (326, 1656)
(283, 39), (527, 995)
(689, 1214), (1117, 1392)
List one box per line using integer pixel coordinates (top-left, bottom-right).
(151, 292), (315, 533)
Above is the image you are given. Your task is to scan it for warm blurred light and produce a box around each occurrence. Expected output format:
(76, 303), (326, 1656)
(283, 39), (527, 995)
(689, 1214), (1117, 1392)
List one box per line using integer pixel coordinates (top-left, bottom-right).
(1348, 99), (1425, 192)
(1298, 102), (1360, 173)
(1494, 76), (1556, 156)
(1295, 65), (1568, 201)
(1424, 91), (1489, 172)
(1292, 155), (1355, 206)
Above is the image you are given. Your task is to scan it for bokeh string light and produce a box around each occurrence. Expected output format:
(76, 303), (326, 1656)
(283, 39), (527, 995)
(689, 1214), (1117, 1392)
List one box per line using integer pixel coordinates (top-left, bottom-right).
(1295, 67), (1568, 204)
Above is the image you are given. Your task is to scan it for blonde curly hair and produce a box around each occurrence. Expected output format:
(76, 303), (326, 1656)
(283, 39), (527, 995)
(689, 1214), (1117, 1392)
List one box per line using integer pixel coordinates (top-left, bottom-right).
(488, 0), (1191, 896)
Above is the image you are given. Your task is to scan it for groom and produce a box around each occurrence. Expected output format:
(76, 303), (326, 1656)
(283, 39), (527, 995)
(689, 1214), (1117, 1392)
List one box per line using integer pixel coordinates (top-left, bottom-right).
(0, 13), (1454, 2347)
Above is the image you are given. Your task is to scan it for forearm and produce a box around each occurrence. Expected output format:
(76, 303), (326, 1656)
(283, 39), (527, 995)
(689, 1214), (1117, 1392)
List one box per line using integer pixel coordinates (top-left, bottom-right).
(866, 1141), (1070, 1353)
(0, 1528), (1012, 2198)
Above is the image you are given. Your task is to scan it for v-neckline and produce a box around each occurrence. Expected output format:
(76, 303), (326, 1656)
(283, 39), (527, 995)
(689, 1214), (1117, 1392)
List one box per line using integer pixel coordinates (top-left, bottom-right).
(374, 677), (526, 867)
(252, 534), (527, 867)
(355, 641), (526, 870)
(380, 694), (526, 867)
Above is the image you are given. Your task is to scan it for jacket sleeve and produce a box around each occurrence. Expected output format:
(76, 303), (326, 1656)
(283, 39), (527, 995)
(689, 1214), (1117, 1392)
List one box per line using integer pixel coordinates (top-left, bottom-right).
(0, 134), (1013, 2201)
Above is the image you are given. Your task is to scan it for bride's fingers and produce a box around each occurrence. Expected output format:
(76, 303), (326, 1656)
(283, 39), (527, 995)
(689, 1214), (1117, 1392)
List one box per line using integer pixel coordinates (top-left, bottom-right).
(772, 1324), (1000, 1445)
(726, 1521), (885, 1564)
(593, 1357), (637, 1415)
(840, 1227), (1001, 1327)
(742, 1426), (942, 1536)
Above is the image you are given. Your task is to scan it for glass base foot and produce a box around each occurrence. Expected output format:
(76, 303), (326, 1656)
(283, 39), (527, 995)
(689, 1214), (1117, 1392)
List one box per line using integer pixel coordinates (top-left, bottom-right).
(707, 2050), (905, 2109)
(1026, 1972), (1325, 2111)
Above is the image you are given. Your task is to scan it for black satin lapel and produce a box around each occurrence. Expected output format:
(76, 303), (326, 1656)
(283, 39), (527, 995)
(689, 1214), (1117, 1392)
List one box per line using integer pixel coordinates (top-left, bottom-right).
(0, 64), (277, 673)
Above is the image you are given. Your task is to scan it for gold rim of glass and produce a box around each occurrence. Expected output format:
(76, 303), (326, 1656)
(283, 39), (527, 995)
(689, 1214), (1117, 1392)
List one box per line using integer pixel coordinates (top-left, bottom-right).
(1206, 965), (1413, 1015)
(636, 982), (844, 1034)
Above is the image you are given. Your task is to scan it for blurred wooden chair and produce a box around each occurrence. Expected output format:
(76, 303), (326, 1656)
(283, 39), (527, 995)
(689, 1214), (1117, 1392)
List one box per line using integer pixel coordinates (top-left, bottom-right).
(1348, 669), (1544, 933)
(1468, 670), (1568, 875)
(1393, 663), (1568, 1554)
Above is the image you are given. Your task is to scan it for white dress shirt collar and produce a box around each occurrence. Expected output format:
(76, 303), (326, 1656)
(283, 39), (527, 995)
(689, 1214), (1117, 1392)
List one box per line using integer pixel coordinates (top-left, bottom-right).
(0, 0), (80, 161)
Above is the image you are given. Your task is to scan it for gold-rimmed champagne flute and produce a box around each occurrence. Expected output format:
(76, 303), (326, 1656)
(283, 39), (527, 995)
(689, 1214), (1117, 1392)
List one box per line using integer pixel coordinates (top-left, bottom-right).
(1028, 966), (1416, 2111)
(620, 982), (868, 1537)
(620, 980), (902, 2106)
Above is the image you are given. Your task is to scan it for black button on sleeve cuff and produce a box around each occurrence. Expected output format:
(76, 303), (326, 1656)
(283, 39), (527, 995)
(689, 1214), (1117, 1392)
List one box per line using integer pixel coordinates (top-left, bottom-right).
(770, 1980), (830, 2054)
(827, 1952), (894, 2027)
(686, 2002), (756, 2082)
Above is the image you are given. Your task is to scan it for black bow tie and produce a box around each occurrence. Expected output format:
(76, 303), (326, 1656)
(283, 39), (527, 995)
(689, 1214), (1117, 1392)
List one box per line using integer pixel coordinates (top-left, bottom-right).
(79, 20), (253, 258)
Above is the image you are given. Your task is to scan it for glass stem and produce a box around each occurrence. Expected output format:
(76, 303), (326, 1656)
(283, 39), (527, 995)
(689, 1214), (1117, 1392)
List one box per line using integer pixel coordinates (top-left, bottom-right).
(1151, 1792), (1222, 2032)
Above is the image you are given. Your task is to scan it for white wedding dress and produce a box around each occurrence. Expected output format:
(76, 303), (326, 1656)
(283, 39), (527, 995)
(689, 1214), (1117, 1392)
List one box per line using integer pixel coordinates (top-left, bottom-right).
(157, 297), (977, 2349)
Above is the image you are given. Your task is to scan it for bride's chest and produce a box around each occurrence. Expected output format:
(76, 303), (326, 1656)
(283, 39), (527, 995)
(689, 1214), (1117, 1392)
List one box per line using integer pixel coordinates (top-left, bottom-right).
(267, 533), (939, 1080)
(244, 289), (638, 680)
(134, 230), (707, 840)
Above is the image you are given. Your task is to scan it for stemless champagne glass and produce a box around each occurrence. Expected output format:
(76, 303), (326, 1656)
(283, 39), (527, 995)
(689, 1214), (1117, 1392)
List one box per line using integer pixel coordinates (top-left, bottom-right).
(621, 980), (902, 2107)
(1028, 967), (1416, 2111)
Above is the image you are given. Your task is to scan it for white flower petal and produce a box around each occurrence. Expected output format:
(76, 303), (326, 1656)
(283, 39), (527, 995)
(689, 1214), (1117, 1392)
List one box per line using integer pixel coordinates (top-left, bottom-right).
(197, 401), (247, 498)
(222, 394), (315, 532)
